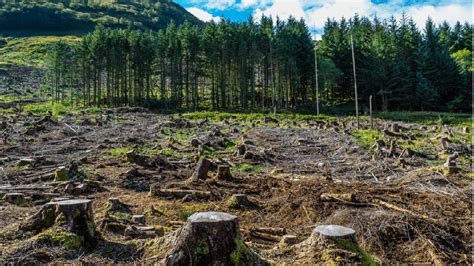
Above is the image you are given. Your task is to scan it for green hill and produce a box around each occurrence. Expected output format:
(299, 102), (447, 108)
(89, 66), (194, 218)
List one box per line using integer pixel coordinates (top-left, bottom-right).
(0, 0), (201, 36)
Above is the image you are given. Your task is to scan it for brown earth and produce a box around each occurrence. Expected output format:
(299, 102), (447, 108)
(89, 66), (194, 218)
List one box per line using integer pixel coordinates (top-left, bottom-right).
(0, 107), (472, 264)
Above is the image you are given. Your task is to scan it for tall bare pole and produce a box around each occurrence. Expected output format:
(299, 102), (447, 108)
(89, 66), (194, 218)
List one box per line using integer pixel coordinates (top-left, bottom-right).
(351, 34), (359, 129)
(369, 95), (373, 129)
(314, 38), (320, 116)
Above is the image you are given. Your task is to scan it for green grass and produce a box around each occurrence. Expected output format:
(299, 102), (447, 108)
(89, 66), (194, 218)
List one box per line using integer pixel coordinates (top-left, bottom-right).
(234, 163), (265, 174)
(23, 102), (70, 118)
(182, 111), (334, 123)
(376, 111), (472, 127)
(0, 36), (80, 67)
(105, 147), (130, 157)
(352, 129), (385, 149)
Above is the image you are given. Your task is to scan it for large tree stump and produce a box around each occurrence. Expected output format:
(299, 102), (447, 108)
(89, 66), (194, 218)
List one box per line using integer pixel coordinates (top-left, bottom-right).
(309, 225), (355, 247)
(216, 165), (232, 180)
(189, 158), (211, 183)
(165, 211), (266, 266)
(20, 199), (96, 244)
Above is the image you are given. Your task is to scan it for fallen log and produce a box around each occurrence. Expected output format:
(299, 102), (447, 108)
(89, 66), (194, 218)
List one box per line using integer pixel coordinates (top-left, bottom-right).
(150, 188), (211, 199)
(252, 227), (287, 236)
(250, 230), (281, 242)
(372, 199), (439, 225)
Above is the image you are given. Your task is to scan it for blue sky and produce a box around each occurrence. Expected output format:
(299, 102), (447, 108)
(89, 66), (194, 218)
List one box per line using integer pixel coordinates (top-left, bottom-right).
(175, 0), (472, 38)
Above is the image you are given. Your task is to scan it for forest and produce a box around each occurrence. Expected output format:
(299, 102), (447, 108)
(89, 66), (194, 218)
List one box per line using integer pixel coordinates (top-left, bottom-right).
(46, 14), (473, 113)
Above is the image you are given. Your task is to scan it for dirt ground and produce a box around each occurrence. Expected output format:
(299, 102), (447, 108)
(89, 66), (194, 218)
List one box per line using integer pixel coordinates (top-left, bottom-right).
(0, 106), (472, 264)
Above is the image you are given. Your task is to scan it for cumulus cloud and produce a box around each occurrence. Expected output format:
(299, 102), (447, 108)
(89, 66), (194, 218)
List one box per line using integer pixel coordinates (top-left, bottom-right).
(187, 7), (221, 22)
(251, 0), (471, 30)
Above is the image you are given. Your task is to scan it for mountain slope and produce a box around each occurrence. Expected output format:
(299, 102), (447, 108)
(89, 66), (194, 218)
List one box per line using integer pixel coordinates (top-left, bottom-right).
(0, 0), (201, 35)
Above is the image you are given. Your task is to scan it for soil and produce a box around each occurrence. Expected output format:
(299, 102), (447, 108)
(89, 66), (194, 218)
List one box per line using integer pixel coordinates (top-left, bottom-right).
(0, 106), (472, 264)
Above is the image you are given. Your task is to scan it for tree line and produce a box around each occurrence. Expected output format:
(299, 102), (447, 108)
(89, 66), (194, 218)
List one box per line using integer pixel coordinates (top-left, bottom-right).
(46, 14), (472, 113)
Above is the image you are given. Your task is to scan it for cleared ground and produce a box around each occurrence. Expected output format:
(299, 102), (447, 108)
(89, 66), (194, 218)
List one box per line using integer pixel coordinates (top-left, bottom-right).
(0, 105), (472, 264)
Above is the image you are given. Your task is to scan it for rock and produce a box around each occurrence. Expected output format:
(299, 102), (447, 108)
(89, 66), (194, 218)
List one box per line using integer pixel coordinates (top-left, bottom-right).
(132, 215), (146, 224)
(3, 192), (31, 206)
(189, 157), (211, 183)
(216, 165), (232, 180)
(165, 211), (267, 265)
(54, 166), (69, 181)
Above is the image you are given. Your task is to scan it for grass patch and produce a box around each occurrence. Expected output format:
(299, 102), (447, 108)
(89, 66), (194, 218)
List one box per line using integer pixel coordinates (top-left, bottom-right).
(105, 147), (130, 157)
(177, 203), (208, 222)
(38, 229), (84, 249)
(377, 111), (472, 127)
(23, 102), (70, 118)
(182, 111), (334, 123)
(352, 129), (385, 149)
(234, 163), (265, 174)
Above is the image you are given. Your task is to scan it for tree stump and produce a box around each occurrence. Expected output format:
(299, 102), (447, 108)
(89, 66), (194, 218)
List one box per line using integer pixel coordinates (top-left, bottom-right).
(189, 158), (211, 183)
(2, 192), (31, 206)
(132, 215), (146, 224)
(444, 153), (460, 175)
(165, 211), (266, 266)
(227, 194), (258, 210)
(108, 197), (130, 213)
(236, 144), (246, 156)
(20, 199), (96, 244)
(216, 165), (232, 180)
(309, 225), (355, 247)
(54, 166), (69, 181)
(190, 138), (201, 148)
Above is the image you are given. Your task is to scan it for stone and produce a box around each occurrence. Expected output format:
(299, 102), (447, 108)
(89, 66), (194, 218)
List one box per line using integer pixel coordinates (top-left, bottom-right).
(54, 166), (69, 181)
(164, 211), (267, 265)
(216, 165), (232, 180)
(132, 215), (146, 224)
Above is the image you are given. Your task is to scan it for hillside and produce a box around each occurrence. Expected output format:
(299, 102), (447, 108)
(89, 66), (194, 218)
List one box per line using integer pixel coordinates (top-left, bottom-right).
(0, 0), (201, 36)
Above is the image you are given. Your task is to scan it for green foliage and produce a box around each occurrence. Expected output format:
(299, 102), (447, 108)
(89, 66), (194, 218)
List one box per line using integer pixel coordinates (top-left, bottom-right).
(451, 49), (473, 73)
(352, 130), (385, 149)
(336, 240), (379, 266)
(376, 111), (472, 126)
(0, 1), (201, 34)
(38, 229), (84, 249)
(235, 163), (264, 174)
(105, 147), (130, 157)
(23, 102), (70, 118)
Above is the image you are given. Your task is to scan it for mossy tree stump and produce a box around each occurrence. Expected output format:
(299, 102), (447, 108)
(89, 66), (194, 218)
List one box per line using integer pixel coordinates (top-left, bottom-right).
(216, 165), (232, 180)
(20, 199), (97, 246)
(165, 211), (267, 265)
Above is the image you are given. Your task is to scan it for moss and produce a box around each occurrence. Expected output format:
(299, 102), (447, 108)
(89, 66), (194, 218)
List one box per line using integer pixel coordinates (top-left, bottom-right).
(230, 237), (255, 266)
(54, 167), (69, 181)
(352, 129), (385, 149)
(336, 239), (379, 266)
(105, 147), (130, 157)
(234, 163), (264, 174)
(195, 239), (209, 256)
(38, 229), (84, 249)
(111, 212), (131, 220)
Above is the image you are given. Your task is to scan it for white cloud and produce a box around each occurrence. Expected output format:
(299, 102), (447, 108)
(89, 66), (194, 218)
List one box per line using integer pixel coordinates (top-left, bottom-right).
(252, 0), (472, 32)
(405, 4), (473, 27)
(186, 7), (221, 22)
(254, 0), (306, 21)
(206, 0), (236, 10)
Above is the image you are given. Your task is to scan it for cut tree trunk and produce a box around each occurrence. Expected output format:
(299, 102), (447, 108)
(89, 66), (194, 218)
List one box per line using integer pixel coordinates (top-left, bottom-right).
(216, 165), (232, 180)
(164, 211), (267, 266)
(189, 158), (211, 183)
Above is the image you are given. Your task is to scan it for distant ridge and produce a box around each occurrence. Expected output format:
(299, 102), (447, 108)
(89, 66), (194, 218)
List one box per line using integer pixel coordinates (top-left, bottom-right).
(0, 0), (202, 35)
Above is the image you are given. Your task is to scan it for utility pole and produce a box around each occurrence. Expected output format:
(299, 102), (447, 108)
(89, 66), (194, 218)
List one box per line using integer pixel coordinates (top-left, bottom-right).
(351, 34), (359, 129)
(314, 39), (320, 116)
